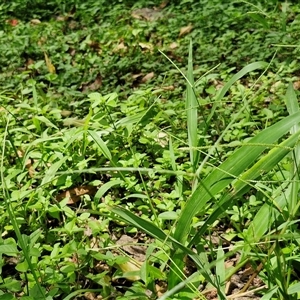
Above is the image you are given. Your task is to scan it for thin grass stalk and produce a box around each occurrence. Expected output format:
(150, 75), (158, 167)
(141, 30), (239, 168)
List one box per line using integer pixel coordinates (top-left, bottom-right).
(195, 60), (270, 180)
(1, 116), (45, 299)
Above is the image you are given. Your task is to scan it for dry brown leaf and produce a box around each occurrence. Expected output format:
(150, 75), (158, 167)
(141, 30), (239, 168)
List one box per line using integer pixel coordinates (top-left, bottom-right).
(63, 118), (86, 127)
(25, 159), (35, 178)
(154, 132), (168, 147)
(17, 150), (24, 158)
(17, 150), (35, 178)
(114, 41), (127, 52)
(87, 40), (101, 51)
(162, 85), (175, 91)
(270, 81), (282, 93)
(141, 72), (155, 83)
(26, 58), (35, 69)
(69, 48), (76, 56)
(38, 37), (46, 46)
(82, 75), (102, 92)
(169, 42), (179, 49)
(132, 73), (143, 79)
(156, 281), (168, 297)
(131, 8), (162, 21)
(44, 52), (56, 74)
(56, 185), (97, 204)
(158, 0), (169, 9)
(7, 19), (18, 26)
(117, 260), (142, 281)
(84, 292), (97, 300)
(116, 235), (146, 261)
(68, 20), (78, 30)
(293, 81), (300, 90)
(115, 235), (146, 281)
(139, 42), (154, 51)
(30, 19), (41, 25)
(56, 15), (68, 22)
(60, 110), (72, 117)
(179, 24), (193, 37)
(212, 79), (224, 90)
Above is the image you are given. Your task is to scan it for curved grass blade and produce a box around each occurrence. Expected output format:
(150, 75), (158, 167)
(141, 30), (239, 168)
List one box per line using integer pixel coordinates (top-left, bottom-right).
(191, 129), (300, 246)
(206, 61), (269, 126)
(111, 206), (225, 295)
(174, 111), (300, 245)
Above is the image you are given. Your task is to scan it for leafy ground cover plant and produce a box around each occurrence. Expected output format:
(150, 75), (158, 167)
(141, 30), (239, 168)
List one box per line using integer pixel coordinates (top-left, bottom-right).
(1, 0), (300, 299)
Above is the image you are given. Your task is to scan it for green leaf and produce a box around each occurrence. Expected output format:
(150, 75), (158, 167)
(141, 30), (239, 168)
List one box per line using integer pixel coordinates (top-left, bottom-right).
(111, 206), (224, 295)
(174, 111), (300, 245)
(60, 264), (76, 273)
(158, 211), (178, 220)
(88, 130), (112, 160)
(248, 13), (270, 29)
(33, 116), (59, 130)
(186, 40), (199, 172)
(0, 244), (18, 256)
(0, 279), (21, 292)
(216, 246), (225, 295)
(288, 282), (300, 295)
(94, 180), (123, 204)
(41, 157), (68, 186)
(15, 260), (29, 272)
(0, 294), (16, 300)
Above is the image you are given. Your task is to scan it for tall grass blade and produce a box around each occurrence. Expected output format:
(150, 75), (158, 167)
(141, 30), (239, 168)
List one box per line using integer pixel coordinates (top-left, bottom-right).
(193, 130), (300, 245)
(111, 206), (224, 294)
(216, 246), (226, 297)
(174, 111), (300, 245)
(285, 83), (300, 216)
(169, 112), (300, 285)
(88, 130), (112, 160)
(1, 117), (45, 299)
(205, 61), (268, 126)
(186, 40), (198, 173)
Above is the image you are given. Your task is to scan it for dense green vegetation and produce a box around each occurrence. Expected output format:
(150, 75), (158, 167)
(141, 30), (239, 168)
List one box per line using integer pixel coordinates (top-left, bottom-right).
(1, 0), (300, 299)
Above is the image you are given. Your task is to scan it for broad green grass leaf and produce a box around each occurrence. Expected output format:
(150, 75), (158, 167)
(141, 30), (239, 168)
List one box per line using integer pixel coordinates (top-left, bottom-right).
(169, 137), (183, 197)
(122, 193), (148, 200)
(158, 211), (178, 220)
(0, 294), (16, 300)
(157, 272), (210, 300)
(286, 82), (300, 133)
(0, 244), (18, 256)
(115, 111), (148, 127)
(206, 61), (269, 125)
(94, 179), (123, 205)
(111, 206), (169, 242)
(186, 40), (198, 171)
(285, 82), (300, 215)
(88, 130), (112, 160)
(216, 246), (226, 295)
(261, 286), (279, 299)
(241, 84), (300, 247)
(41, 157), (68, 186)
(33, 116), (59, 130)
(112, 206), (225, 294)
(288, 282), (300, 295)
(0, 279), (21, 292)
(174, 111), (300, 245)
(248, 13), (270, 29)
(191, 128), (300, 246)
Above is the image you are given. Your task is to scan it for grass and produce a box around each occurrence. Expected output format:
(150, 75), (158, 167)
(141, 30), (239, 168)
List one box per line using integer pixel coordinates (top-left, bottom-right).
(1, 0), (300, 299)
